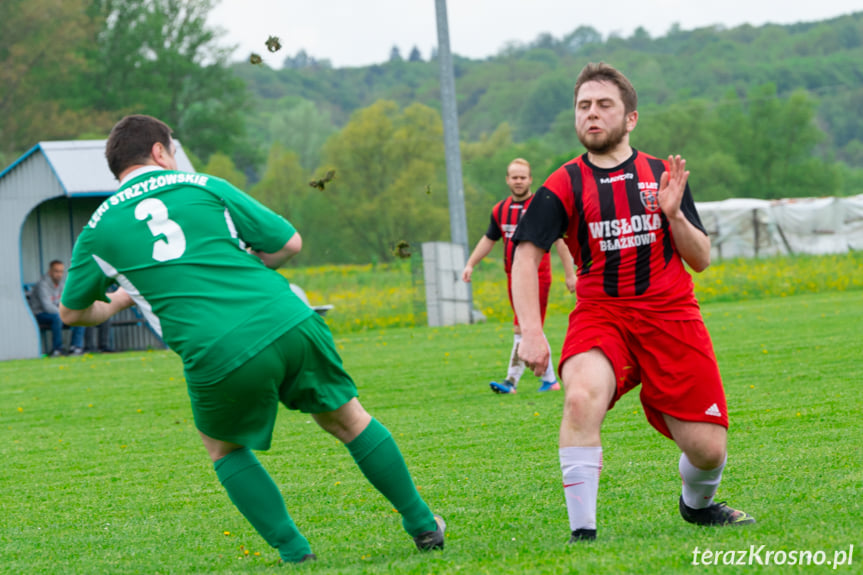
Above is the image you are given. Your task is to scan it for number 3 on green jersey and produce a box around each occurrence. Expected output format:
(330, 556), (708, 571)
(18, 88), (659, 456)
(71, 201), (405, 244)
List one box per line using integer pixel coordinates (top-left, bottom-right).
(135, 198), (186, 262)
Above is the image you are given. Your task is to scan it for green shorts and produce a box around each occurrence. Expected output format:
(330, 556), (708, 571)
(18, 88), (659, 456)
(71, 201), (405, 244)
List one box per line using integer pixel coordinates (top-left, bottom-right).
(186, 313), (358, 450)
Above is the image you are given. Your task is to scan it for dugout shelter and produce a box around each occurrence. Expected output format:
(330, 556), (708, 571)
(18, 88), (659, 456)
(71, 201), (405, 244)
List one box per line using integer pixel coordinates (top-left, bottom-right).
(0, 140), (195, 361)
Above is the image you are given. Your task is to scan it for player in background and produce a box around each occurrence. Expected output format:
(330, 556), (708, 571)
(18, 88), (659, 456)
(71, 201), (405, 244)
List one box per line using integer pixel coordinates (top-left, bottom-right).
(511, 63), (755, 542)
(462, 158), (577, 394)
(59, 115), (445, 564)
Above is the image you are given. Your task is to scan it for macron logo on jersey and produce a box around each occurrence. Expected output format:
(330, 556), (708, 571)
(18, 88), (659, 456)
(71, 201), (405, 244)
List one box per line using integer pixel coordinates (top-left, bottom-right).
(705, 403), (722, 417)
(599, 173), (634, 184)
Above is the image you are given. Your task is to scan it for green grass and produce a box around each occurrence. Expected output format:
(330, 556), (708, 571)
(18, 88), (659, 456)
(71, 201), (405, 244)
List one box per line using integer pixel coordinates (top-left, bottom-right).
(1, 291), (862, 574)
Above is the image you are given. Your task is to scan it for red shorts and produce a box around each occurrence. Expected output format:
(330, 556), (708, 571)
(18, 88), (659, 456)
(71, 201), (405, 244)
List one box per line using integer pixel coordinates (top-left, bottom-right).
(560, 304), (728, 439)
(507, 273), (551, 327)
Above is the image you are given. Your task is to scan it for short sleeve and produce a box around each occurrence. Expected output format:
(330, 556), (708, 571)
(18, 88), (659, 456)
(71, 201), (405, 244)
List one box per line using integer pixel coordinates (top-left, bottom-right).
(680, 183), (707, 235)
(61, 230), (114, 310)
(217, 182), (297, 253)
(485, 212), (502, 241)
(512, 187), (569, 251)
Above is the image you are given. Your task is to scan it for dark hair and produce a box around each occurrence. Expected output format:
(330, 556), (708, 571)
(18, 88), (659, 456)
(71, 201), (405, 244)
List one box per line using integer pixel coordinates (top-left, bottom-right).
(105, 115), (173, 179)
(573, 62), (638, 114)
(49, 260), (64, 268)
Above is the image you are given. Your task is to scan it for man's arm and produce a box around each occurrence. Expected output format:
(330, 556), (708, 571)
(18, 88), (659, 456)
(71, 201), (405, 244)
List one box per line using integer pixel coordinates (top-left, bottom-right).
(461, 236), (496, 282)
(553, 238), (577, 294)
(60, 288), (134, 327)
(659, 155), (711, 272)
(33, 278), (59, 315)
(512, 241), (549, 376)
(253, 232), (302, 269)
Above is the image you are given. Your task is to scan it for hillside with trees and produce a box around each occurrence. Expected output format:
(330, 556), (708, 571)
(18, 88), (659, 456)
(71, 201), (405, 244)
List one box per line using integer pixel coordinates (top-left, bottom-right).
(2, 1), (862, 264)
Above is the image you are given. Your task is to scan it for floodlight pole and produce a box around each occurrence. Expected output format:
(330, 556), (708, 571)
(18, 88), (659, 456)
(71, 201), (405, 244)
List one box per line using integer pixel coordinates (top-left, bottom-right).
(435, 0), (474, 320)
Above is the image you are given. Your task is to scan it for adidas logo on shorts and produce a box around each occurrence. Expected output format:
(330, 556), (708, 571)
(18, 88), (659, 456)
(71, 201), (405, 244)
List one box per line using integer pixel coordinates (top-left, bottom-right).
(705, 403), (722, 417)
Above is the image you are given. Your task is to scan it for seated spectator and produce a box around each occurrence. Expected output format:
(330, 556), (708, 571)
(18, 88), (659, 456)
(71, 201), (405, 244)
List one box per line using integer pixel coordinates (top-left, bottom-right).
(30, 260), (85, 357)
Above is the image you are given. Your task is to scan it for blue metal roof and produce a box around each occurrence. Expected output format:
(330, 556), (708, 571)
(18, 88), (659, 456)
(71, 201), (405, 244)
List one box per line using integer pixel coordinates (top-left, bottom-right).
(0, 139), (196, 196)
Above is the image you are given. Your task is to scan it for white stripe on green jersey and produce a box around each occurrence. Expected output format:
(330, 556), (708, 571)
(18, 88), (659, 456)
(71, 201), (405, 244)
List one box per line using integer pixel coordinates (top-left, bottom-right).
(63, 170), (314, 384)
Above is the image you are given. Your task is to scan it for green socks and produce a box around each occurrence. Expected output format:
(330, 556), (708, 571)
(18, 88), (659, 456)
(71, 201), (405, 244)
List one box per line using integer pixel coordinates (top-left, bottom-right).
(213, 421), (434, 561)
(214, 447), (311, 563)
(346, 418), (436, 536)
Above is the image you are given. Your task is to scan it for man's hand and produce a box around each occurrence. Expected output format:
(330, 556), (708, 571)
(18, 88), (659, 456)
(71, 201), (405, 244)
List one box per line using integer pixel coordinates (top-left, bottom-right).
(518, 331), (550, 376)
(553, 238), (577, 294)
(658, 155), (689, 221)
(461, 265), (474, 283)
(108, 287), (133, 309)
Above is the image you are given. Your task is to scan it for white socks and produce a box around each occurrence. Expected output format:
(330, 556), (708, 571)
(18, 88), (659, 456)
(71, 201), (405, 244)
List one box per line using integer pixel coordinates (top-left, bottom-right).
(560, 446), (602, 531)
(506, 334), (526, 384)
(560, 449), (726, 532)
(507, 334), (557, 383)
(679, 452), (726, 509)
(541, 338), (556, 382)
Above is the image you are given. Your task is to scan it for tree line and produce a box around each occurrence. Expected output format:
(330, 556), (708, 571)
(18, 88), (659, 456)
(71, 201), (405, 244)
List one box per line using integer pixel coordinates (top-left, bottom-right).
(3, 1), (863, 265)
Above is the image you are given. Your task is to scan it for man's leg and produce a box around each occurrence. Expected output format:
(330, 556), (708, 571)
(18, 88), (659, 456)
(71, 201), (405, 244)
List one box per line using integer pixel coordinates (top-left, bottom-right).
(491, 325), (525, 394)
(559, 349), (616, 541)
(505, 325), (526, 383)
(200, 433), (314, 563)
(313, 398), (440, 542)
(538, 334), (559, 390)
(536, 281), (560, 390)
(38, 313), (64, 352)
(664, 417), (754, 526)
(69, 326), (85, 353)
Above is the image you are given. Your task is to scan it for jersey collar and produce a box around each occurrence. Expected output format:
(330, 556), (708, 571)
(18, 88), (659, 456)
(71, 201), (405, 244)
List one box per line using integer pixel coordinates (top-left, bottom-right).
(582, 148), (638, 173)
(119, 165), (165, 187)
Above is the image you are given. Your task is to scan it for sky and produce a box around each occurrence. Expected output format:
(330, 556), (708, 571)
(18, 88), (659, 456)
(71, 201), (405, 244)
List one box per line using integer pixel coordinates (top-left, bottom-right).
(207, 0), (862, 68)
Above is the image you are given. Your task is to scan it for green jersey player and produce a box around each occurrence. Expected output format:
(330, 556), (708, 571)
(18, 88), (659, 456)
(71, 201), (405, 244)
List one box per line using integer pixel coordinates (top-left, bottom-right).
(60, 115), (445, 564)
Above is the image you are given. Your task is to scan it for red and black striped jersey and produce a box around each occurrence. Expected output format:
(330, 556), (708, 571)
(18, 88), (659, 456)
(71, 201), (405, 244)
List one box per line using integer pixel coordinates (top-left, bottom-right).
(486, 194), (551, 277)
(512, 150), (706, 318)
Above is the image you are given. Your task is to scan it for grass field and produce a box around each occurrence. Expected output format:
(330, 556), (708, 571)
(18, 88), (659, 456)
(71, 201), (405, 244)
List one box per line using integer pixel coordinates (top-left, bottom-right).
(1, 290), (862, 574)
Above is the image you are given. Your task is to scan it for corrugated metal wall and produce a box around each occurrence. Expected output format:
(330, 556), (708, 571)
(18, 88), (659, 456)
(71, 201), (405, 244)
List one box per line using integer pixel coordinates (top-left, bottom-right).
(20, 196), (103, 284)
(109, 307), (166, 351)
(37, 306), (166, 354)
(3, 154), (166, 360)
(1, 153), (65, 360)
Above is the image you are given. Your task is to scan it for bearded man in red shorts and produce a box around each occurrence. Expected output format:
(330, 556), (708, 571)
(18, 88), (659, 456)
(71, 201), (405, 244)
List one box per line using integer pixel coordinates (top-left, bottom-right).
(511, 62), (755, 542)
